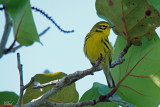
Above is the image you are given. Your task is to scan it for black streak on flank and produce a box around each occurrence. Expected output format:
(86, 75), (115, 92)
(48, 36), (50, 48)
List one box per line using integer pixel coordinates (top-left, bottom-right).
(104, 38), (110, 44)
(101, 39), (109, 50)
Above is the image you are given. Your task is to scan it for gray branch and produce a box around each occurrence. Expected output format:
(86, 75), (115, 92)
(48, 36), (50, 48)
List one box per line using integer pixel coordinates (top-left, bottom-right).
(93, 43), (131, 72)
(15, 53), (34, 107)
(110, 43), (131, 68)
(40, 99), (102, 107)
(21, 56), (103, 107)
(0, 9), (12, 59)
(32, 79), (60, 89)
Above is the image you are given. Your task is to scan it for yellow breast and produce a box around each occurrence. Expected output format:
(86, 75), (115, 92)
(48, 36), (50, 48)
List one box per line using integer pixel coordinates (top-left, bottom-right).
(84, 32), (113, 64)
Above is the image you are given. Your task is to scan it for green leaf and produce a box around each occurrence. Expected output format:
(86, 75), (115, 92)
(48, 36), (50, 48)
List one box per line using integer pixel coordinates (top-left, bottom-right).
(23, 72), (79, 104)
(0, 91), (18, 105)
(0, 0), (11, 4)
(112, 33), (160, 107)
(110, 94), (135, 107)
(98, 85), (109, 95)
(148, 0), (160, 12)
(79, 82), (118, 107)
(96, 0), (160, 46)
(98, 84), (135, 107)
(5, 0), (40, 46)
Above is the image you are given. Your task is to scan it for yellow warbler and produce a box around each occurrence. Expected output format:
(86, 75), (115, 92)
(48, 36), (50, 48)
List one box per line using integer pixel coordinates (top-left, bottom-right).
(84, 21), (115, 88)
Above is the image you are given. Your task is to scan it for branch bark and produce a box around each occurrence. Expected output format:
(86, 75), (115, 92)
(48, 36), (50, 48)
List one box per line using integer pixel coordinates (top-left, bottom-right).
(32, 79), (60, 89)
(21, 56), (103, 107)
(15, 53), (34, 107)
(0, 8), (12, 59)
(110, 43), (132, 68)
(40, 100), (102, 107)
(15, 44), (144, 107)
(93, 43), (132, 71)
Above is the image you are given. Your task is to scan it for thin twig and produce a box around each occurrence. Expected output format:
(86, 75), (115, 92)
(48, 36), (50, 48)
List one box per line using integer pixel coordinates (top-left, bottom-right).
(15, 53), (34, 107)
(7, 45), (23, 53)
(24, 77), (35, 89)
(0, 8), (12, 59)
(93, 43), (131, 71)
(33, 55), (103, 89)
(22, 56), (103, 107)
(32, 79), (60, 89)
(16, 53), (24, 106)
(39, 27), (50, 37)
(110, 43), (132, 68)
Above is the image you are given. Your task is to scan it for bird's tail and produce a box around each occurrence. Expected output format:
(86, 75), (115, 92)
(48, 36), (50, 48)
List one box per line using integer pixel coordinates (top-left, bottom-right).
(102, 65), (115, 88)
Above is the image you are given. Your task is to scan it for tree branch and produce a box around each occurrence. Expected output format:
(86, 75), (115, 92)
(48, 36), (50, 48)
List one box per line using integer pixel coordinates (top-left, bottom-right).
(16, 45), (147, 107)
(93, 43), (132, 72)
(39, 27), (50, 37)
(32, 79), (60, 89)
(15, 53), (34, 107)
(110, 43), (132, 68)
(0, 8), (12, 59)
(21, 56), (103, 107)
(40, 99), (103, 107)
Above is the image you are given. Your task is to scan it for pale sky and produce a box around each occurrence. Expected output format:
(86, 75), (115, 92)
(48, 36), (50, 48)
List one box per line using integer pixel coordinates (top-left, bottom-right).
(0, 0), (160, 102)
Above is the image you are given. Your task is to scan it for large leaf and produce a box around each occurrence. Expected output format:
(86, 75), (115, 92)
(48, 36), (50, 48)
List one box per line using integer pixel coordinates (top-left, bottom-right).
(98, 85), (135, 107)
(96, 0), (160, 45)
(112, 33), (160, 107)
(0, 91), (18, 105)
(3, 0), (40, 46)
(79, 82), (119, 107)
(0, 0), (11, 4)
(148, 0), (160, 12)
(23, 72), (79, 104)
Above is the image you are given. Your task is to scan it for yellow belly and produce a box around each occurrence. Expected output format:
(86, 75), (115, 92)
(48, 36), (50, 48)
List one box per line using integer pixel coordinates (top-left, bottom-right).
(84, 33), (111, 64)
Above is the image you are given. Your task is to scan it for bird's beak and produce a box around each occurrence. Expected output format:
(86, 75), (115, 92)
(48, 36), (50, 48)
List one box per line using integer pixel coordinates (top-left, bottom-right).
(110, 26), (115, 28)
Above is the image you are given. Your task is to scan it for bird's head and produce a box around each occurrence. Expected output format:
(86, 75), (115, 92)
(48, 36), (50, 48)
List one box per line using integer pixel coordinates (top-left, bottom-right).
(91, 21), (114, 37)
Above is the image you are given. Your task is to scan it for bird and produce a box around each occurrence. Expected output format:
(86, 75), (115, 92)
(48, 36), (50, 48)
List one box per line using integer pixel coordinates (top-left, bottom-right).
(83, 21), (115, 88)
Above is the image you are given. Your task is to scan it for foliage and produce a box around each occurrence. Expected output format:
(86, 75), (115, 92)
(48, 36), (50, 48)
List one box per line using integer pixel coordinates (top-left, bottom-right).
(95, 0), (160, 106)
(112, 34), (160, 107)
(96, 0), (160, 46)
(0, 91), (18, 105)
(80, 82), (135, 107)
(0, 0), (40, 46)
(23, 72), (79, 104)
(79, 82), (119, 107)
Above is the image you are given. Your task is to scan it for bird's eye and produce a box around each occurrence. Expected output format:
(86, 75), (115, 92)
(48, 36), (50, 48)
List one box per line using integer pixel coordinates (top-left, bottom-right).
(102, 25), (107, 27)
